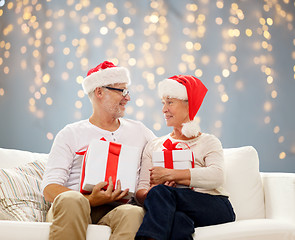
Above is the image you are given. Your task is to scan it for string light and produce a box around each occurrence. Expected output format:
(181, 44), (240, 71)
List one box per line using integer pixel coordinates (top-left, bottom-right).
(0, 0), (294, 163)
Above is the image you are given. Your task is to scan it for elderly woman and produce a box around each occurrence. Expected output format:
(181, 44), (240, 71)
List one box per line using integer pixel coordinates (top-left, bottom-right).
(135, 75), (236, 240)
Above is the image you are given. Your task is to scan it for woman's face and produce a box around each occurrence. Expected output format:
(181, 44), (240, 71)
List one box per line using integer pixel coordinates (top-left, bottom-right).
(161, 97), (190, 128)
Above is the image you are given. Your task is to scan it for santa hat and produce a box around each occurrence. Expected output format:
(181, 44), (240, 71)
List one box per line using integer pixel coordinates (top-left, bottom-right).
(158, 75), (208, 137)
(82, 61), (131, 94)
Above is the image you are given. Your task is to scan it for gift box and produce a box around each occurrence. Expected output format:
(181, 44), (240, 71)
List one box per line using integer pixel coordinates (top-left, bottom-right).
(152, 150), (194, 169)
(79, 139), (141, 196)
(152, 139), (194, 188)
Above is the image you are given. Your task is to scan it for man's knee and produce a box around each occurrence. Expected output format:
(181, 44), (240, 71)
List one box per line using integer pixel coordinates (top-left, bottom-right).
(114, 204), (144, 220)
(53, 191), (90, 213)
(47, 191), (91, 240)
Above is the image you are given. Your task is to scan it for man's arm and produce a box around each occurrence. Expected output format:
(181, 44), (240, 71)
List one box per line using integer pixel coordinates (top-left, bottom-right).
(43, 184), (72, 203)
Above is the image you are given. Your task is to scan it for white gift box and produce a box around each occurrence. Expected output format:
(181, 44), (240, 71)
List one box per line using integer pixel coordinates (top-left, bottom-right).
(80, 139), (141, 196)
(152, 149), (194, 188)
(152, 150), (194, 169)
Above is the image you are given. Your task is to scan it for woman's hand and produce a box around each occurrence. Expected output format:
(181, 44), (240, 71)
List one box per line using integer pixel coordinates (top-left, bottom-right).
(150, 167), (191, 186)
(150, 167), (172, 185)
(164, 181), (176, 187)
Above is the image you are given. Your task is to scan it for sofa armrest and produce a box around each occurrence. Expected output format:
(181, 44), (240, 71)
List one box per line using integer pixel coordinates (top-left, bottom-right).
(261, 172), (295, 223)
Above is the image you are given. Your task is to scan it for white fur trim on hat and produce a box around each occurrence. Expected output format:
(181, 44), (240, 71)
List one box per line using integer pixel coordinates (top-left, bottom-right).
(82, 67), (131, 94)
(181, 118), (200, 138)
(158, 78), (187, 100)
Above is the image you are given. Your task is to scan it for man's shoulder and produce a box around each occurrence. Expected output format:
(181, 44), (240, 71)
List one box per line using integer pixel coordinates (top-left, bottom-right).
(56, 119), (90, 138)
(120, 118), (156, 141)
(62, 119), (90, 130)
(120, 118), (148, 129)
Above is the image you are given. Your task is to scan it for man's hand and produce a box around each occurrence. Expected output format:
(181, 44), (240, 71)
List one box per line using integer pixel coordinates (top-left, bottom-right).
(86, 177), (129, 207)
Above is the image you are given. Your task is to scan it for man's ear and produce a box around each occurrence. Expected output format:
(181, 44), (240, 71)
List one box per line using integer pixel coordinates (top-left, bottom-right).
(94, 87), (103, 98)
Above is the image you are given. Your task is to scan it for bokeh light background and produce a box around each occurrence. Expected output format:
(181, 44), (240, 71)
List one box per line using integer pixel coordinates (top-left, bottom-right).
(0, 0), (295, 172)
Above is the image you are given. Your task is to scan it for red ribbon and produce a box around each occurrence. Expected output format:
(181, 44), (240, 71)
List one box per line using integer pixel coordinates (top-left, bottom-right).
(76, 147), (89, 194)
(103, 141), (122, 189)
(162, 139), (181, 169)
(162, 139), (195, 169)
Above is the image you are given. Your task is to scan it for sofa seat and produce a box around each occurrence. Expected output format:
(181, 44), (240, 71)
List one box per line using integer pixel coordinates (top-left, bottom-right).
(0, 146), (294, 240)
(0, 218), (294, 240)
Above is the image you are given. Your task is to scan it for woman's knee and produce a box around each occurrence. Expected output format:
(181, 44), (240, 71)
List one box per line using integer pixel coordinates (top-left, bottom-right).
(148, 184), (170, 196)
(170, 212), (194, 240)
(173, 211), (194, 228)
(146, 185), (173, 202)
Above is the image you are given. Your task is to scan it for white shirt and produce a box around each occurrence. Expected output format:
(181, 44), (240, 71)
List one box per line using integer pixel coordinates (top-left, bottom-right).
(137, 133), (228, 196)
(41, 118), (155, 192)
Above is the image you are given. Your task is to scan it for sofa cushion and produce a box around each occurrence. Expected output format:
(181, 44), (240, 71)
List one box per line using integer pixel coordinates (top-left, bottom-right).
(194, 219), (295, 240)
(223, 146), (265, 220)
(0, 148), (48, 169)
(0, 221), (112, 240)
(0, 159), (51, 221)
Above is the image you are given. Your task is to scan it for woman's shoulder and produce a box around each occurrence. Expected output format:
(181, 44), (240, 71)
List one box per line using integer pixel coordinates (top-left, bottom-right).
(146, 134), (170, 150)
(199, 132), (220, 141)
(198, 132), (223, 150)
(149, 134), (169, 144)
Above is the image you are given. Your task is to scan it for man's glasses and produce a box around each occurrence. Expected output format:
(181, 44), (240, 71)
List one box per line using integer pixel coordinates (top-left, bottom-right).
(103, 86), (130, 97)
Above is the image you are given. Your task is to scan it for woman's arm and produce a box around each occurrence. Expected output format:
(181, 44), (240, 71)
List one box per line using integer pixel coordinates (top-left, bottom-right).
(189, 136), (224, 189)
(136, 189), (149, 205)
(150, 167), (191, 186)
(135, 141), (153, 204)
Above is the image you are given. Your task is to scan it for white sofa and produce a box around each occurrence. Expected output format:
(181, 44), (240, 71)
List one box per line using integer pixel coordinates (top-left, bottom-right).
(0, 146), (294, 240)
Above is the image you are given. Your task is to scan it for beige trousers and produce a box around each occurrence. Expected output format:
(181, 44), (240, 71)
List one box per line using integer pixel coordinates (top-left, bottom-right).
(46, 191), (144, 240)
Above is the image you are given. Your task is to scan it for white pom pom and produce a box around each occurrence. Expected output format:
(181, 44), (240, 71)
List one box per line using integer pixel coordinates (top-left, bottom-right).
(181, 118), (200, 138)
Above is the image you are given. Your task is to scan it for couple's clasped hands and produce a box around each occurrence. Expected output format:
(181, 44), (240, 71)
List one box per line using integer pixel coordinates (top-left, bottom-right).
(87, 177), (129, 207)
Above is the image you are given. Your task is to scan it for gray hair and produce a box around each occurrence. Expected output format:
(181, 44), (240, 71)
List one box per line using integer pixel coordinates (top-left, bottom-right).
(88, 90), (95, 103)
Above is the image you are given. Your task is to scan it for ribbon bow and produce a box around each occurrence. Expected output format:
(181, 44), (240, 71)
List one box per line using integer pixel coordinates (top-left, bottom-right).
(162, 139), (183, 169)
(161, 138), (195, 169)
(163, 139), (182, 151)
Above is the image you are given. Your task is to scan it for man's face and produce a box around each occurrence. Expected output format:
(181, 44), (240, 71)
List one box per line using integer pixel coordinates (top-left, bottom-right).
(101, 83), (130, 119)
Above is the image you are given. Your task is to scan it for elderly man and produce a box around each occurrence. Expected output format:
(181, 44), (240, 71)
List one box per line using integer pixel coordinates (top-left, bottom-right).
(41, 61), (155, 240)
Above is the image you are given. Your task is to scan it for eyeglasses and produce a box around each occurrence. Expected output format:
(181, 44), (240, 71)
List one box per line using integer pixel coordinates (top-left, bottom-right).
(103, 86), (130, 97)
